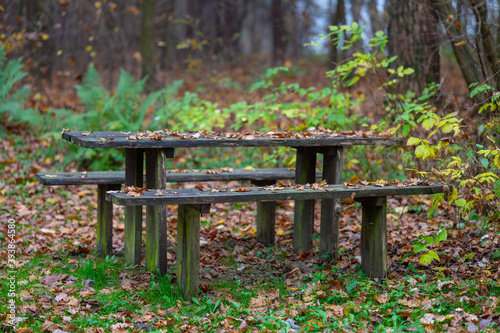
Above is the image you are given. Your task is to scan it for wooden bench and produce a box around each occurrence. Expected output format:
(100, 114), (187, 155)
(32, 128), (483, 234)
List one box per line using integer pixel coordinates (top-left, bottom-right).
(106, 181), (450, 298)
(37, 168), (321, 256)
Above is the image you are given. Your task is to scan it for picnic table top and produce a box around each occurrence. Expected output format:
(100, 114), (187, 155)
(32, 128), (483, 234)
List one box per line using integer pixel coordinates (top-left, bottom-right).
(62, 130), (404, 149)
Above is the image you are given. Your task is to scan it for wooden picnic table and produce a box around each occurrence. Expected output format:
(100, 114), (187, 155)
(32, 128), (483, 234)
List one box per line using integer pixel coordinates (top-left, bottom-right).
(62, 130), (404, 273)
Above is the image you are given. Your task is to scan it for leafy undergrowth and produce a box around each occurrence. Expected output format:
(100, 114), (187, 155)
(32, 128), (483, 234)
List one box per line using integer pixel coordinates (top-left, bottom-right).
(1, 132), (500, 333)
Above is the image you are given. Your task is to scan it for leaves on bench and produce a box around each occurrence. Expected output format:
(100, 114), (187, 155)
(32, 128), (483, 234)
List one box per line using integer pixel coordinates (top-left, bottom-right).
(124, 186), (147, 197)
(343, 178), (432, 189)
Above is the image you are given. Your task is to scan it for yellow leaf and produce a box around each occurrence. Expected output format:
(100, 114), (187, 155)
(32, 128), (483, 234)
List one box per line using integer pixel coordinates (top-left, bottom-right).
(276, 229), (286, 236)
(284, 60), (292, 68)
(57, 50), (63, 56)
(242, 166), (254, 170)
(454, 40), (466, 47)
(94, 1), (102, 9)
(86, 45), (92, 52)
(40, 33), (49, 41)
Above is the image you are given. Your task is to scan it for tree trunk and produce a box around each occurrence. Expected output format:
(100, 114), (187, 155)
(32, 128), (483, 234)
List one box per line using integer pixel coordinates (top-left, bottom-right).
(432, 0), (484, 93)
(215, 0), (243, 63)
(329, 0), (345, 66)
(367, 0), (381, 36)
(469, 0), (500, 90)
(388, 0), (440, 93)
(351, 0), (362, 24)
(141, 0), (157, 92)
(160, 0), (176, 70)
(272, 0), (285, 65)
(497, 0), (500, 64)
(350, 0), (364, 51)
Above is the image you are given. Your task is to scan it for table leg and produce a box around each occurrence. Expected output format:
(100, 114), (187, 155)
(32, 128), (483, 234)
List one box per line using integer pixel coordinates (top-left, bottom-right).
(124, 149), (144, 265)
(358, 197), (387, 279)
(293, 148), (317, 253)
(319, 147), (343, 260)
(177, 204), (203, 299)
(96, 183), (121, 257)
(145, 148), (173, 275)
(252, 180), (277, 246)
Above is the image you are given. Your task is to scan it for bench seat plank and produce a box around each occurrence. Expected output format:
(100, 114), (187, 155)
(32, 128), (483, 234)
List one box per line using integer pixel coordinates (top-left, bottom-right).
(106, 183), (448, 206)
(36, 168), (321, 185)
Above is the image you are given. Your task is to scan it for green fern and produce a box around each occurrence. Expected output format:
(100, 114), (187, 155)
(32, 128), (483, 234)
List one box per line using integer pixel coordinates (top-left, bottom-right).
(0, 44), (32, 135)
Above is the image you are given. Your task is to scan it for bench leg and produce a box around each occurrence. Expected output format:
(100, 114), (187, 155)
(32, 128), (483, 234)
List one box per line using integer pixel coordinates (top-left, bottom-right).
(252, 180), (276, 246)
(124, 149), (144, 266)
(145, 149), (171, 275)
(319, 147), (343, 260)
(293, 148), (317, 253)
(177, 204), (201, 299)
(257, 201), (276, 246)
(96, 184), (121, 257)
(359, 196), (387, 279)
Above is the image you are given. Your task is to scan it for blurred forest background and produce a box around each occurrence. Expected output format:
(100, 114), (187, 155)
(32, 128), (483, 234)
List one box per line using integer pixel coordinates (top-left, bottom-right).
(1, 0), (499, 94)
(1, 0), (500, 223)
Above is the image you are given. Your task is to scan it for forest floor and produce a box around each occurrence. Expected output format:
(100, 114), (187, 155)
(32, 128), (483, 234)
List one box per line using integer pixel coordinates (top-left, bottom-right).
(1, 61), (500, 332)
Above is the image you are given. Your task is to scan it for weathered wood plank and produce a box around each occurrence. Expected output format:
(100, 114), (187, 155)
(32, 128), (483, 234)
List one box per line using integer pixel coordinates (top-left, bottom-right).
(107, 183), (451, 206)
(36, 168), (323, 185)
(62, 131), (405, 149)
(145, 149), (170, 275)
(319, 147), (343, 260)
(177, 204), (201, 299)
(256, 201), (276, 246)
(293, 148), (317, 253)
(96, 184), (121, 257)
(359, 197), (387, 279)
(252, 179), (276, 246)
(124, 149), (144, 266)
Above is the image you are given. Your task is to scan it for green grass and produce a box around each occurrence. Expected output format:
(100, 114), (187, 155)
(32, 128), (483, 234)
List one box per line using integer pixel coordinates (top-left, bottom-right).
(1, 252), (499, 332)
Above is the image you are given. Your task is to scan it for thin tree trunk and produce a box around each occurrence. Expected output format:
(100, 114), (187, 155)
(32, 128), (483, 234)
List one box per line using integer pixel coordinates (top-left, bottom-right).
(272, 0), (285, 65)
(329, 0), (345, 66)
(160, 0), (176, 70)
(432, 0), (483, 97)
(469, 0), (500, 90)
(497, 0), (500, 63)
(141, 0), (157, 92)
(367, 0), (380, 36)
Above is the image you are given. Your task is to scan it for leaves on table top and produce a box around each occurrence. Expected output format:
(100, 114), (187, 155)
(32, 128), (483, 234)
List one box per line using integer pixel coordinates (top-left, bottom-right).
(116, 128), (395, 141)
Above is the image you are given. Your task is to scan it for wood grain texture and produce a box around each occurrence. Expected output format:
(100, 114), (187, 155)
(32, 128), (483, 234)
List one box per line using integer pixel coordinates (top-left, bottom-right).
(319, 147), (343, 260)
(107, 183), (451, 206)
(145, 149), (169, 274)
(293, 148), (317, 253)
(62, 131), (404, 149)
(37, 168), (323, 185)
(359, 197), (387, 279)
(256, 201), (276, 246)
(96, 184), (121, 257)
(177, 204), (201, 299)
(124, 149), (144, 266)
